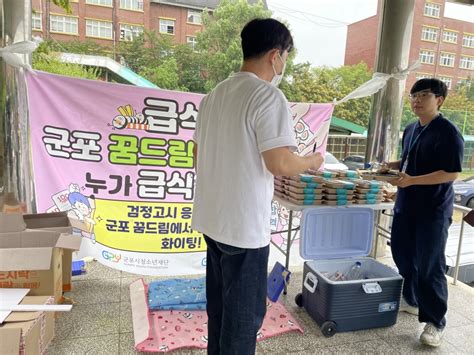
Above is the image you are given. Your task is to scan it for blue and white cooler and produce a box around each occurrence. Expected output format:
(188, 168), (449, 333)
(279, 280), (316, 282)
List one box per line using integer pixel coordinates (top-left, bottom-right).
(295, 207), (403, 337)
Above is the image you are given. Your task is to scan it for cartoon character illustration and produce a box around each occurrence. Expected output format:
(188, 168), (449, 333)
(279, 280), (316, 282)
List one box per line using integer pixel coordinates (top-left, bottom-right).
(289, 103), (331, 156)
(66, 184), (96, 241)
(271, 200), (302, 249)
(111, 104), (148, 130)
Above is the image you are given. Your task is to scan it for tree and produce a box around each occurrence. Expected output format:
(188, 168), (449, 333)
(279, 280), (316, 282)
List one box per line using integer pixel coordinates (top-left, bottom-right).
(401, 82), (474, 135)
(281, 62), (373, 126)
(32, 39), (100, 80)
(140, 58), (181, 90)
(52, 0), (72, 14)
(197, 0), (271, 91)
(117, 31), (191, 90)
(173, 44), (206, 93)
(44, 38), (109, 56)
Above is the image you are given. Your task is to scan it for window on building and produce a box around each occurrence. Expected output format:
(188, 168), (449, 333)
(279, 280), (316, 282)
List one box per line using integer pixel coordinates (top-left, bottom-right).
(463, 34), (474, 48)
(416, 73), (432, 80)
(120, 0), (143, 11)
(439, 52), (455, 67)
(424, 2), (441, 17)
(86, 0), (112, 6)
(50, 15), (78, 34)
(187, 36), (198, 50)
(442, 30), (457, 43)
(187, 9), (202, 24)
(421, 26), (438, 42)
(438, 76), (452, 89)
(419, 50), (435, 64)
(120, 23), (143, 41)
(32, 12), (42, 31)
(159, 19), (175, 35)
(86, 19), (113, 39)
(460, 56), (474, 70)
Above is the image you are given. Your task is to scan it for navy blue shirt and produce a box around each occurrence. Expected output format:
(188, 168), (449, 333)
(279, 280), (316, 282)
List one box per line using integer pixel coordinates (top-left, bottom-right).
(394, 114), (464, 218)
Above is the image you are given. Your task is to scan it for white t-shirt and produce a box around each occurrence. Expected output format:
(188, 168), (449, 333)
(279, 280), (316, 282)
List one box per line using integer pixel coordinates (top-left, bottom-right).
(191, 71), (297, 249)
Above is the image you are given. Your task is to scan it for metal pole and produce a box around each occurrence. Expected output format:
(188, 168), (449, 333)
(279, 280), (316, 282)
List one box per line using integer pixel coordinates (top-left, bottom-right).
(452, 217), (466, 286)
(45, 0), (49, 39)
(462, 108), (467, 135)
(112, 0), (116, 60)
(373, 210), (381, 259)
(0, 0), (36, 213)
(283, 210), (293, 295)
(365, 0), (415, 165)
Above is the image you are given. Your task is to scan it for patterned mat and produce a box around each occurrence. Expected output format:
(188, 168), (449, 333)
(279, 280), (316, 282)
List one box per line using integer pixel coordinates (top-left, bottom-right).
(133, 280), (303, 353)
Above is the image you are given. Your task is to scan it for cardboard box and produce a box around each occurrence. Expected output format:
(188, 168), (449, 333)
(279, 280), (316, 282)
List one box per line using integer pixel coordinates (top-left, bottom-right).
(23, 212), (80, 292)
(0, 214), (26, 233)
(0, 295), (55, 354)
(0, 214), (82, 302)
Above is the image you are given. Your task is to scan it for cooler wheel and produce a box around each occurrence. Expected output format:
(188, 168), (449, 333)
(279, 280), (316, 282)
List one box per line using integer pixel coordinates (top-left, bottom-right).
(321, 321), (337, 337)
(295, 293), (303, 307)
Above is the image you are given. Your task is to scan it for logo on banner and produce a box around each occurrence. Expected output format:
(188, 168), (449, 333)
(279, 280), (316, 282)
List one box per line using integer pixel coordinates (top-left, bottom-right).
(102, 250), (122, 263)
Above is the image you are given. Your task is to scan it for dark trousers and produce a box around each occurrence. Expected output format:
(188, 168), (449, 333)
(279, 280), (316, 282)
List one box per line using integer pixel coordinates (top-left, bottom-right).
(204, 235), (269, 355)
(391, 213), (451, 329)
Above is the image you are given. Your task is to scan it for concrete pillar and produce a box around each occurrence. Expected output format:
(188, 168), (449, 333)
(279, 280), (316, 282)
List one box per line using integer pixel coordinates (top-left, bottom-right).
(366, 0), (415, 257)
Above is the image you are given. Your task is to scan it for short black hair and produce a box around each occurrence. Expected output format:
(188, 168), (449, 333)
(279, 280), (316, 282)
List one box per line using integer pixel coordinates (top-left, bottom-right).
(410, 78), (448, 99)
(240, 18), (294, 60)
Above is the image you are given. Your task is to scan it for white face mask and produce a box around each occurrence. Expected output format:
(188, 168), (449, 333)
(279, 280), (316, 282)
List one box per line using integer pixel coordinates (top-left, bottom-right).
(271, 53), (286, 87)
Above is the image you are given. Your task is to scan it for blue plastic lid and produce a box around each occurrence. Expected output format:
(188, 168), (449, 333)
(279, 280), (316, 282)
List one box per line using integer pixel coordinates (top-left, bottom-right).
(299, 207), (374, 260)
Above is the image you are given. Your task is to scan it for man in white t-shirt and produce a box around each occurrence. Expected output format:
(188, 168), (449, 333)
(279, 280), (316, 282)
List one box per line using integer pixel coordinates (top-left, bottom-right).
(192, 18), (323, 355)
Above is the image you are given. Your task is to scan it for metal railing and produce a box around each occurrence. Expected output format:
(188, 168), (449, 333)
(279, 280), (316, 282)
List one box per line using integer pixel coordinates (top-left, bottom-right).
(374, 204), (472, 286)
(452, 204), (472, 286)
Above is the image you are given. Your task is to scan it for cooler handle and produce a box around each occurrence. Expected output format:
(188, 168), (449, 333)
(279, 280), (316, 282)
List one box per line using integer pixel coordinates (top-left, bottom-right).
(303, 272), (317, 293)
(362, 282), (382, 294)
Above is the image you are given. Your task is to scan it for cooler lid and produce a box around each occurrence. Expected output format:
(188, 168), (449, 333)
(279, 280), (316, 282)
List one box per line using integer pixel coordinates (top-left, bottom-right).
(299, 207), (374, 260)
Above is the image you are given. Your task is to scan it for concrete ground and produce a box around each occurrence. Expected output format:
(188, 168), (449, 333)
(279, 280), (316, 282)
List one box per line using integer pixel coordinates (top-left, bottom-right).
(45, 255), (474, 354)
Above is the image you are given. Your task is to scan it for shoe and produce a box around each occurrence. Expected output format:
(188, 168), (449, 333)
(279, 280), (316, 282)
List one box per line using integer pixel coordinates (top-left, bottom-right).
(420, 323), (444, 347)
(399, 298), (419, 315)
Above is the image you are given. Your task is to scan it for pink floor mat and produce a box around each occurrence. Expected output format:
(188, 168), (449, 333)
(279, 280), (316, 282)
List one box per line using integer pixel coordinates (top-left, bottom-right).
(129, 279), (303, 353)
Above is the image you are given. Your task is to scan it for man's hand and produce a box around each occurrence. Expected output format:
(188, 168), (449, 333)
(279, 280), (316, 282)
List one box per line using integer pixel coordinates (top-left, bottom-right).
(309, 152), (324, 171)
(393, 172), (414, 188)
(376, 162), (390, 174)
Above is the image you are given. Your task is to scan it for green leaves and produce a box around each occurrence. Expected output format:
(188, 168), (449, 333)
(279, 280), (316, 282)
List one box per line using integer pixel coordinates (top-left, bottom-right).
(197, 0), (271, 90)
(281, 62), (373, 126)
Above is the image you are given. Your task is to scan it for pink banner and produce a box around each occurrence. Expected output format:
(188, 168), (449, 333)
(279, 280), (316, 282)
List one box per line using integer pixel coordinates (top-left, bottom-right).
(26, 70), (333, 275)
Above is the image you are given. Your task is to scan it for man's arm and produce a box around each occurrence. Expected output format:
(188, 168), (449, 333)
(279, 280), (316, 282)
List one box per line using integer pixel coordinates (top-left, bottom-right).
(262, 147), (324, 176)
(395, 170), (459, 188)
(193, 143), (198, 172)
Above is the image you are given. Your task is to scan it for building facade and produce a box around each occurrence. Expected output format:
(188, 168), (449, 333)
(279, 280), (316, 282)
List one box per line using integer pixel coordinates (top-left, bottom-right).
(345, 0), (474, 90)
(31, 1), (265, 53)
